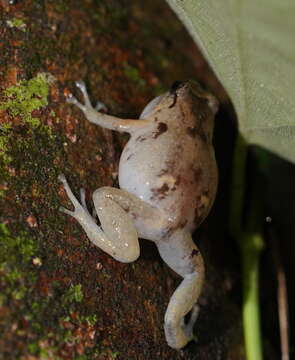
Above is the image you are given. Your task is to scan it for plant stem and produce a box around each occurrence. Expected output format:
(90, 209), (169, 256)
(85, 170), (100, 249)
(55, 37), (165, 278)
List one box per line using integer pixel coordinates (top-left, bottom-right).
(229, 134), (264, 360)
(242, 233), (264, 360)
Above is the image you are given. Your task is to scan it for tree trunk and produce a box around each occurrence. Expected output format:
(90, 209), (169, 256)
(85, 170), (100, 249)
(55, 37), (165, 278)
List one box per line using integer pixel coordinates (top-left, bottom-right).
(0, 0), (243, 359)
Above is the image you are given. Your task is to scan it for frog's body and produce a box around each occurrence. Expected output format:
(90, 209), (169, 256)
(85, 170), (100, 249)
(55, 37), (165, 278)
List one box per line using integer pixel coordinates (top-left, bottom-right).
(59, 80), (218, 349)
(120, 87), (217, 236)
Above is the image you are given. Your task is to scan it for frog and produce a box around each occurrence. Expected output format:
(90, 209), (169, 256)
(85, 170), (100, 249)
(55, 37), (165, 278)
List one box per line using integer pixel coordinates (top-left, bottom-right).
(58, 79), (218, 349)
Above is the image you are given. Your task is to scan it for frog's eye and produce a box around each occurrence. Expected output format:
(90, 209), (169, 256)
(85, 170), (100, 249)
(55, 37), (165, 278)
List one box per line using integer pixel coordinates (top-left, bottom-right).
(169, 81), (184, 94)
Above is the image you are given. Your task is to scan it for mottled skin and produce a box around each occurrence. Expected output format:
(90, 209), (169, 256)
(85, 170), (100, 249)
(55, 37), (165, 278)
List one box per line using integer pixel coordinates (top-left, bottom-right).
(59, 80), (218, 349)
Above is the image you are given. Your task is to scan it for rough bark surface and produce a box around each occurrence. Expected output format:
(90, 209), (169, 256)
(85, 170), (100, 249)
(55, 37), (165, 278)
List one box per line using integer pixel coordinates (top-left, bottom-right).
(0, 0), (243, 359)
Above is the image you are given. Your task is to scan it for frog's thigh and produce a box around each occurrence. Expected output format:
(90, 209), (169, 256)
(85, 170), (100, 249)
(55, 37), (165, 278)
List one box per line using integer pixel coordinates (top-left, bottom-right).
(157, 230), (205, 349)
(59, 175), (138, 263)
(93, 187), (166, 241)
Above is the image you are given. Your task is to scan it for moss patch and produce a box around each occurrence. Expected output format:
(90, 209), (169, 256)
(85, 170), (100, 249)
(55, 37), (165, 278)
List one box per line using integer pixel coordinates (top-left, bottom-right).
(0, 223), (38, 303)
(0, 123), (13, 168)
(0, 72), (56, 177)
(6, 18), (27, 32)
(0, 73), (55, 128)
(0, 224), (102, 359)
(62, 284), (84, 304)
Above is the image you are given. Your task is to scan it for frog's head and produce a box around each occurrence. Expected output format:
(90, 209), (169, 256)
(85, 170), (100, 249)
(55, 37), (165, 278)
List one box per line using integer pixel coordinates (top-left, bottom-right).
(166, 80), (219, 143)
(169, 80), (219, 115)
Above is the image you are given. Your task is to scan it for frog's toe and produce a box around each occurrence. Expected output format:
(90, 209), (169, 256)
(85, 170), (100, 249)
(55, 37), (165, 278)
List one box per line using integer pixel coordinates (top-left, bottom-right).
(66, 93), (79, 105)
(182, 304), (199, 340)
(58, 174), (84, 211)
(79, 188), (88, 209)
(74, 80), (93, 108)
(95, 101), (107, 112)
(92, 207), (97, 219)
(188, 304), (200, 326)
(58, 173), (66, 183)
(75, 80), (86, 91)
(59, 205), (75, 216)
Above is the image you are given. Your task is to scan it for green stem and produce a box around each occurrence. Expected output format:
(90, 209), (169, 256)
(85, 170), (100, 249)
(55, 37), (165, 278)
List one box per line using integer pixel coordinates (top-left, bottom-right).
(229, 134), (264, 360)
(242, 233), (264, 360)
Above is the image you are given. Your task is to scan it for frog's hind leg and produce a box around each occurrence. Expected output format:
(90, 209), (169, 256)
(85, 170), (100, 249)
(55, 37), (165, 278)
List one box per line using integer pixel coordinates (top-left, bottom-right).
(157, 230), (205, 349)
(92, 187), (167, 242)
(58, 174), (139, 263)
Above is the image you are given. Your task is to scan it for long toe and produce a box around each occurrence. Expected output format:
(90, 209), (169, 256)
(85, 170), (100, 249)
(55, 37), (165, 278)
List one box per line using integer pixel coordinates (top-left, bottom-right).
(182, 307), (199, 340)
(58, 173), (67, 183)
(59, 206), (74, 216)
(80, 188), (87, 209)
(66, 93), (79, 105)
(95, 101), (107, 112)
(75, 80), (86, 90)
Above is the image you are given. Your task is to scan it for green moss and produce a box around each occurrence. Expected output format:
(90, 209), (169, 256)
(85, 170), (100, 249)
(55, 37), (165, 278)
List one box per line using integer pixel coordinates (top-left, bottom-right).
(0, 223), (102, 358)
(0, 73), (54, 128)
(123, 63), (146, 88)
(63, 283), (84, 304)
(0, 224), (39, 302)
(78, 313), (98, 326)
(0, 74), (55, 178)
(0, 223), (38, 268)
(0, 123), (13, 166)
(6, 18), (27, 32)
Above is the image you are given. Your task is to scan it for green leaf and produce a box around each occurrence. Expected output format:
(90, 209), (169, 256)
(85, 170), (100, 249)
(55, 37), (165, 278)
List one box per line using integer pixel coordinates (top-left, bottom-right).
(166, 0), (295, 163)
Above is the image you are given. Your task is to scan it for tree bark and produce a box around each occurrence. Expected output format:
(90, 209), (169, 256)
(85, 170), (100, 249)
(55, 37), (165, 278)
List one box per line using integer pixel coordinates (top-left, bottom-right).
(0, 0), (243, 359)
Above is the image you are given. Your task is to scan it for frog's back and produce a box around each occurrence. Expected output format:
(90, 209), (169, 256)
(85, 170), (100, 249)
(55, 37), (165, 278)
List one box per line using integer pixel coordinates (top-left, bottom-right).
(119, 95), (218, 233)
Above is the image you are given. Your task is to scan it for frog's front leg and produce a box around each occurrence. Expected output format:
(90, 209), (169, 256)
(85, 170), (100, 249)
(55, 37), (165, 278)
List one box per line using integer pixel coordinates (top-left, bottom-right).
(157, 230), (205, 349)
(58, 175), (165, 263)
(67, 80), (151, 133)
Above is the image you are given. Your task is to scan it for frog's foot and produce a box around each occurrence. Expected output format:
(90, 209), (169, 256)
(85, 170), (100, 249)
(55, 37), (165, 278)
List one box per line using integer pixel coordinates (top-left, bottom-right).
(181, 304), (199, 341)
(58, 174), (92, 219)
(77, 188), (86, 209)
(158, 230), (205, 349)
(164, 301), (199, 349)
(79, 187), (98, 219)
(66, 92), (86, 112)
(79, 187), (98, 218)
(95, 100), (107, 112)
(66, 80), (107, 113)
(58, 175), (140, 263)
(66, 80), (91, 112)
